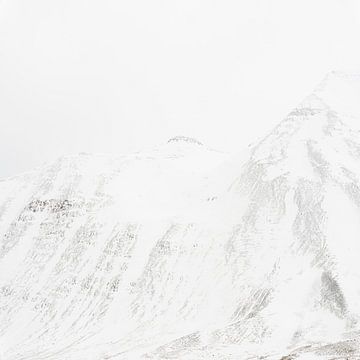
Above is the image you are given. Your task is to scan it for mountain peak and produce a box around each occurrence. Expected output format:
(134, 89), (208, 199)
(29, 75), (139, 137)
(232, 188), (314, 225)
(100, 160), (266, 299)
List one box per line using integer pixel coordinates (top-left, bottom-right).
(167, 136), (203, 146)
(313, 71), (360, 121)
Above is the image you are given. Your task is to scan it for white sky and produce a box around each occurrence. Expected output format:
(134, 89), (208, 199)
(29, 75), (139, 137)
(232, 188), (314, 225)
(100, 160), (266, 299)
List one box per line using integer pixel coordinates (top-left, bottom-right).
(1, 0), (360, 177)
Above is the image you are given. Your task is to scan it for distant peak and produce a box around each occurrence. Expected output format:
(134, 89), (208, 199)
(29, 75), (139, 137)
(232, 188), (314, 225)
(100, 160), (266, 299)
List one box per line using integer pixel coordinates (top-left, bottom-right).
(167, 136), (203, 146)
(315, 71), (360, 93)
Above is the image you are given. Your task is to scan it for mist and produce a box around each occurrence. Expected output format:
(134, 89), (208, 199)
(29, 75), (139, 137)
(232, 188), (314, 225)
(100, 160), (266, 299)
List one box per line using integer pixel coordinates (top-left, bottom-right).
(1, 0), (360, 177)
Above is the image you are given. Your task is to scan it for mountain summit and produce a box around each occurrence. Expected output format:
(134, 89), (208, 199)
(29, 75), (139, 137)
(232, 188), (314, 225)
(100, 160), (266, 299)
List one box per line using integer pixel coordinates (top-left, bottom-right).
(1, 74), (360, 359)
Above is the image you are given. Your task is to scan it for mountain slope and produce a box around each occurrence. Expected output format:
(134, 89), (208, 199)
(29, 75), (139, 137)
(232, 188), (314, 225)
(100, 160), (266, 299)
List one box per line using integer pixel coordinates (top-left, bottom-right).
(1, 72), (360, 359)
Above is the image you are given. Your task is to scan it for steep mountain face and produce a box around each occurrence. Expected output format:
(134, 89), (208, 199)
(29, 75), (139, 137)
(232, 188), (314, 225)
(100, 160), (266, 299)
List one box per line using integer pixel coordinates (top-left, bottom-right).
(1, 72), (360, 360)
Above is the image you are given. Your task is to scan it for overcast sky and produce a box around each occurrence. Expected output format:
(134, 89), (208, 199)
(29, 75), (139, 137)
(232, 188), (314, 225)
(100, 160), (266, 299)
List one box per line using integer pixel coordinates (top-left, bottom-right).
(1, 0), (360, 177)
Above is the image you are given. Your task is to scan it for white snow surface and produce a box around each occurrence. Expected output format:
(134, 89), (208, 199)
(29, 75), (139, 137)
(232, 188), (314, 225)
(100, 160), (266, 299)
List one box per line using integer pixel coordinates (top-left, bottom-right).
(1, 72), (360, 359)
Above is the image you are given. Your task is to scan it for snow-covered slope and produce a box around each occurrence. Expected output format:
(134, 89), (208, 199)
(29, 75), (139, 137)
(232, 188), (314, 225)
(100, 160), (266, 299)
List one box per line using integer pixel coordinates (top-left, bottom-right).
(1, 72), (360, 359)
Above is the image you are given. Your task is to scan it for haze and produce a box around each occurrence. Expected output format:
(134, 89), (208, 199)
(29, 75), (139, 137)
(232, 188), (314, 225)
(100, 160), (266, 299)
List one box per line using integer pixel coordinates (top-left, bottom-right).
(1, 0), (360, 178)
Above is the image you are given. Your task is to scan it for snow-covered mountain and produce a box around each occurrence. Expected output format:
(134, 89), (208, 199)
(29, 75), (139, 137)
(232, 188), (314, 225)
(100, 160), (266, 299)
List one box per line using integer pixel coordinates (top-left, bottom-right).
(1, 72), (360, 359)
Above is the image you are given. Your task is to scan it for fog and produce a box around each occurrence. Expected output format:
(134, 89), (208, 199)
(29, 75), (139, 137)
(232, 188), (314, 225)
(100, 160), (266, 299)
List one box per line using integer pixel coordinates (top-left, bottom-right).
(1, 0), (360, 177)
